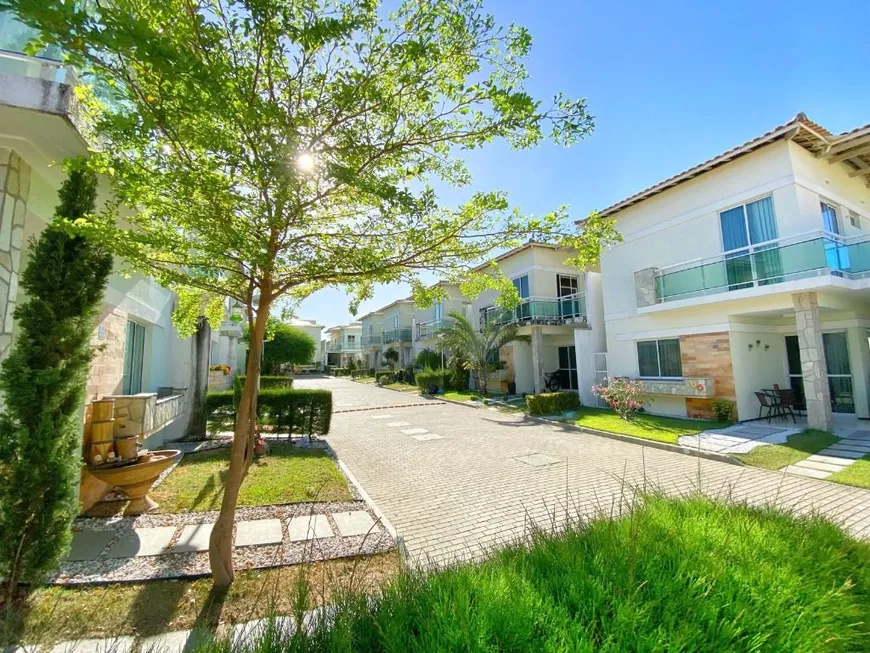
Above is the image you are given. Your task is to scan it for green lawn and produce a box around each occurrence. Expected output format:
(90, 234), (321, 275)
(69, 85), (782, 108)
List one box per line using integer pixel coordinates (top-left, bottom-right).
(440, 390), (489, 402)
(734, 430), (840, 470)
(149, 444), (352, 513)
(562, 407), (726, 444)
(830, 455), (870, 488)
(384, 382), (420, 393)
(192, 496), (868, 652)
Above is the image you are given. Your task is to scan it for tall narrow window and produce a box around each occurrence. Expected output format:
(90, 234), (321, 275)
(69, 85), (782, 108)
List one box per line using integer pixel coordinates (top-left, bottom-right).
(433, 302), (443, 321)
(512, 275), (530, 320)
(393, 315), (399, 329)
(558, 346), (578, 390)
(821, 201), (840, 234)
(821, 201), (849, 272)
(719, 196), (780, 289)
(122, 321), (146, 394)
(557, 274), (580, 317)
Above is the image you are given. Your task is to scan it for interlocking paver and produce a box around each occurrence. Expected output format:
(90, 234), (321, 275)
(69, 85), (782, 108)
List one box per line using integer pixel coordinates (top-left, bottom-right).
(235, 519), (283, 547)
(66, 530), (115, 561)
(287, 514), (333, 541)
(105, 526), (177, 558)
(386, 421), (412, 427)
(299, 377), (870, 566)
(515, 453), (562, 467)
(400, 427), (428, 435)
(412, 433), (444, 441)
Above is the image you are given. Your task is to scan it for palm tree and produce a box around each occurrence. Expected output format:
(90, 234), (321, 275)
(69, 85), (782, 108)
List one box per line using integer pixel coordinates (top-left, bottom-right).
(437, 311), (519, 395)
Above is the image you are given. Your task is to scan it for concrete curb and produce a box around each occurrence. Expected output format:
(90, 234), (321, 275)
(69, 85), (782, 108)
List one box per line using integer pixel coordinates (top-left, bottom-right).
(527, 413), (745, 466)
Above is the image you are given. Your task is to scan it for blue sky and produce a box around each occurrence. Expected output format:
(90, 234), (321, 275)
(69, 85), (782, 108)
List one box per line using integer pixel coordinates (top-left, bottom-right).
(298, 0), (870, 330)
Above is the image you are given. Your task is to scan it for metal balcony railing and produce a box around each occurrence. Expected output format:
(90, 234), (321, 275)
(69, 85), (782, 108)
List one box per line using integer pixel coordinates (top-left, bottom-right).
(653, 230), (870, 303)
(361, 334), (382, 346)
(479, 293), (587, 327)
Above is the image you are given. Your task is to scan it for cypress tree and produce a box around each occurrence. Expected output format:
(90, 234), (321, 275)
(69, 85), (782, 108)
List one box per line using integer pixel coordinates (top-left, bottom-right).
(0, 165), (113, 605)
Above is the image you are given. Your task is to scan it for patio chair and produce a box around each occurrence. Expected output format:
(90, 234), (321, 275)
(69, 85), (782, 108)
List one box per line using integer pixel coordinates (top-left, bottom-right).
(754, 391), (781, 424)
(773, 387), (797, 423)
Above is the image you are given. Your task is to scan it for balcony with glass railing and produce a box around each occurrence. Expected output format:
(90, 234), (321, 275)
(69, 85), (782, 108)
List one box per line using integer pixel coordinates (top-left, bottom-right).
(382, 327), (413, 343)
(652, 230), (870, 304)
(416, 319), (455, 340)
(479, 293), (587, 327)
(361, 334), (382, 347)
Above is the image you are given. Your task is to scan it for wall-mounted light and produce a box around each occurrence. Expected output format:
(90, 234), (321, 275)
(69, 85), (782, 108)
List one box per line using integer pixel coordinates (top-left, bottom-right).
(748, 344), (754, 351)
(764, 344), (770, 351)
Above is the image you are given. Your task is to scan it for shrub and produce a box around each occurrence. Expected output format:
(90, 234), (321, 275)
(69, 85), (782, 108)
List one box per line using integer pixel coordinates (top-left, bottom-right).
(593, 377), (648, 420)
(0, 166), (113, 601)
(383, 348), (399, 370)
(445, 364), (470, 391)
(711, 398), (738, 423)
(262, 323), (316, 373)
(376, 371), (395, 385)
(236, 374), (293, 389)
(368, 367), (376, 377)
(526, 391), (582, 416)
(333, 367), (351, 377)
(257, 388), (332, 436)
(414, 348), (442, 369)
(416, 367), (449, 392)
(209, 364), (230, 375)
(204, 388), (332, 438)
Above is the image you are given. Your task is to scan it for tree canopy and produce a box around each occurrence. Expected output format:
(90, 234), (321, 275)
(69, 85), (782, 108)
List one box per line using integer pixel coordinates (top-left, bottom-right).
(263, 322), (316, 370)
(4, 0), (620, 586)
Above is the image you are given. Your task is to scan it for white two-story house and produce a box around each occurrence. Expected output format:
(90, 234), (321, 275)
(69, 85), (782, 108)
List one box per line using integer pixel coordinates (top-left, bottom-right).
(596, 113), (870, 431)
(379, 298), (415, 368)
(412, 282), (471, 360)
(359, 309), (384, 371)
(468, 242), (605, 403)
(323, 322), (362, 368)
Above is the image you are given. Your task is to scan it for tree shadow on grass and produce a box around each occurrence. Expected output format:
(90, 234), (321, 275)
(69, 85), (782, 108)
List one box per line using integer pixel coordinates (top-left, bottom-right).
(127, 578), (188, 638)
(189, 469), (228, 512)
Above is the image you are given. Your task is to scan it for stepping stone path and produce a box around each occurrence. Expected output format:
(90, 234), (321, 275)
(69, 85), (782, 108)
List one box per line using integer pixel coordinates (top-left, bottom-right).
(333, 511), (376, 537)
(785, 430), (870, 479)
(235, 519), (283, 547)
(66, 531), (115, 561)
(172, 523), (214, 553)
(106, 526), (176, 558)
(287, 514), (333, 541)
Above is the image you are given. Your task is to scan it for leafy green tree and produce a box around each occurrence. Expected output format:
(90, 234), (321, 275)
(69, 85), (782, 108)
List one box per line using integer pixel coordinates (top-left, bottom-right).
(263, 323), (316, 373)
(6, 0), (619, 585)
(383, 348), (400, 371)
(414, 347), (442, 369)
(437, 312), (517, 395)
(0, 166), (113, 604)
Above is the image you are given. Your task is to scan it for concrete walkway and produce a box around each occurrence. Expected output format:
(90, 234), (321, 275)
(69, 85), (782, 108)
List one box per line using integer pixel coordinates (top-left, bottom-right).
(306, 378), (870, 566)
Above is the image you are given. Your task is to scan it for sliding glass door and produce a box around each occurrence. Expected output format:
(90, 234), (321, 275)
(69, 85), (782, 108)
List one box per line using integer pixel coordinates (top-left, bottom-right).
(823, 332), (854, 413)
(719, 196), (782, 289)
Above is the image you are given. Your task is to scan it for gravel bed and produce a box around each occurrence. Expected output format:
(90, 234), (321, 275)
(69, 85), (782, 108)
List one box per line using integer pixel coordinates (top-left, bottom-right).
(49, 530), (395, 584)
(53, 503), (394, 584)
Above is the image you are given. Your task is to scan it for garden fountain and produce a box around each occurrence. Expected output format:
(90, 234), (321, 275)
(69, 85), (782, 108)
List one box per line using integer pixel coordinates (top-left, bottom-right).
(86, 449), (181, 515)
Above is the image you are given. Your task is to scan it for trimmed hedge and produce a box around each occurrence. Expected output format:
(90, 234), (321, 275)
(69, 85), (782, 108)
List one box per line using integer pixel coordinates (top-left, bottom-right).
(236, 374), (294, 389)
(526, 391), (582, 416)
(204, 387), (332, 438)
(333, 367), (351, 377)
(416, 367), (449, 392)
(375, 371), (395, 384)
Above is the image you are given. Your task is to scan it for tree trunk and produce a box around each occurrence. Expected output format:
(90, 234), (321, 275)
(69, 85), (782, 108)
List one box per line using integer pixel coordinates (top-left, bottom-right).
(209, 284), (272, 587)
(478, 368), (488, 395)
(185, 317), (211, 440)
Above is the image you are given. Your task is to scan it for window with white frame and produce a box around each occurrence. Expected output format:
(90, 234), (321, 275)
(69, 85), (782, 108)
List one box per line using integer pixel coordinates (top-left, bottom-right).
(434, 302), (443, 321)
(556, 274), (579, 297)
(122, 321), (146, 394)
(637, 339), (682, 378)
(347, 335), (356, 345)
(393, 315), (399, 329)
(849, 210), (861, 230)
(821, 200), (840, 234)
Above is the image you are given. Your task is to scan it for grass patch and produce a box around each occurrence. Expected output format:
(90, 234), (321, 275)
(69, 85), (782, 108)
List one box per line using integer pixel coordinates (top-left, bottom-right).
(384, 382), (419, 393)
(563, 406), (726, 444)
(163, 496), (869, 651)
(146, 445), (352, 513)
(0, 554), (402, 646)
(440, 390), (489, 403)
(734, 429), (840, 470)
(352, 377), (375, 384)
(830, 454), (870, 488)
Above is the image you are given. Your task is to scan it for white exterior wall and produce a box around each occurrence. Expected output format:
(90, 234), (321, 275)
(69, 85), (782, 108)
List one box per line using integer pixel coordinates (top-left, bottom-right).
(600, 135), (870, 420)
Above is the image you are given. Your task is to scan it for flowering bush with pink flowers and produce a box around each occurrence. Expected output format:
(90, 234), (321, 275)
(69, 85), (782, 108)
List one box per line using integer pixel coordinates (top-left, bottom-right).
(592, 377), (648, 420)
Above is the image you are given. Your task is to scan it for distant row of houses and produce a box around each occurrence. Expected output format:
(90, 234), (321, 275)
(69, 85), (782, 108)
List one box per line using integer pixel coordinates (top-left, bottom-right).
(323, 113), (870, 434)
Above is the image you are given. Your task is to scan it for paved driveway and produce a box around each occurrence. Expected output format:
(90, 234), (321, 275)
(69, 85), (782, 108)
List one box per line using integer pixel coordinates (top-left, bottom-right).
(301, 377), (870, 565)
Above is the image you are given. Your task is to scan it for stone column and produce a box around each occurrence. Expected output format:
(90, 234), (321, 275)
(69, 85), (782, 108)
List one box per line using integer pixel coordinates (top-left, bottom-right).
(531, 326), (544, 394)
(793, 292), (833, 431)
(634, 267), (658, 308)
(0, 148), (31, 364)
